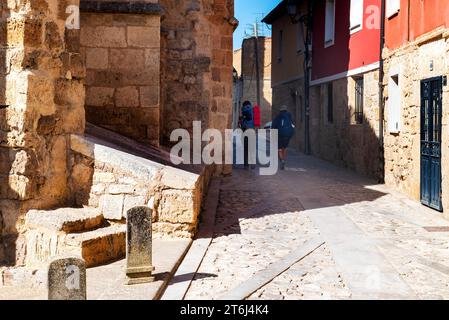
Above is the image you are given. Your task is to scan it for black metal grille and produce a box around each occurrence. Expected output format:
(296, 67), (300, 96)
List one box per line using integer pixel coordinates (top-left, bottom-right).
(327, 82), (333, 123)
(354, 77), (364, 124)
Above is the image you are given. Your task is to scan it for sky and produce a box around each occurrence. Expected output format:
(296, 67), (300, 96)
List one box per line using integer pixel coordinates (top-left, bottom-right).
(233, 0), (282, 50)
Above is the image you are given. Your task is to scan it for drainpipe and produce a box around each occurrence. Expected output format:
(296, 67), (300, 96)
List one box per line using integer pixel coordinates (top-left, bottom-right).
(378, 0), (386, 183)
(304, 0), (314, 155)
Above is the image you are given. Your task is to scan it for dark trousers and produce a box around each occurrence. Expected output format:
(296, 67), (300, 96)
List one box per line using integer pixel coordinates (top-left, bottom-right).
(243, 135), (249, 167)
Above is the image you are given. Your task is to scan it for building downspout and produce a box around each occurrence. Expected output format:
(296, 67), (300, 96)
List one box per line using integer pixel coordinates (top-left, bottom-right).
(378, 0), (386, 182)
(304, 0), (314, 155)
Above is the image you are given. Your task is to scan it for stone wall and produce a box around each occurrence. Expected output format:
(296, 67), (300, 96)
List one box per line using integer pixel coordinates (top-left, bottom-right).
(308, 70), (381, 179)
(383, 28), (449, 217)
(80, 0), (161, 147)
(0, 0), (85, 265)
(159, 0), (235, 175)
(70, 129), (210, 238)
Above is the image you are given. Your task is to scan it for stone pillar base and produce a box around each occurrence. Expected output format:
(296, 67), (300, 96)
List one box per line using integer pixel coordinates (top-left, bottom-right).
(126, 266), (155, 285)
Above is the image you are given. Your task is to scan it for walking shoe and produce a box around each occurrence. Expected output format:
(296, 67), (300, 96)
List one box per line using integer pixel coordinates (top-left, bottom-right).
(280, 160), (286, 170)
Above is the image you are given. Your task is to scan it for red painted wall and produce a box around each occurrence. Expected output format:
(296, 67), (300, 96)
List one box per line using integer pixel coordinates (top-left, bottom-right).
(385, 0), (449, 50)
(312, 0), (381, 81)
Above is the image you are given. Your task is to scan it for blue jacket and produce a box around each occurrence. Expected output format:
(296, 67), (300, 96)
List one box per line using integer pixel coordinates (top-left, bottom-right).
(241, 105), (254, 130)
(272, 111), (295, 137)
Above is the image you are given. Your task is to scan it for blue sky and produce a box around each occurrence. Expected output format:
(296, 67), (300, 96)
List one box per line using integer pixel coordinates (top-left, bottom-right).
(234, 0), (282, 50)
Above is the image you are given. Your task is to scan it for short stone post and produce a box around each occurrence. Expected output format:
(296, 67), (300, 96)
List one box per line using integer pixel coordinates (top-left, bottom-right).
(48, 256), (86, 300)
(126, 206), (155, 285)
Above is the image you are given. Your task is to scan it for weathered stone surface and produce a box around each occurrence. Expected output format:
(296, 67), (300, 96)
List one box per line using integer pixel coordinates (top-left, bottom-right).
(101, 194), (124, 220)
(81, 11), (161, 146)
(123, 195), (146, 217)
(48, 256), (86, 300)
(25, 208), (104, 233)
(126, 206), (154, 284)
(0, 0), (86, 266)
(64, 224), (126, 267)
(68, 128), (206, 238)
(86, 48), (109, 70)
(1, 0), (228, 271)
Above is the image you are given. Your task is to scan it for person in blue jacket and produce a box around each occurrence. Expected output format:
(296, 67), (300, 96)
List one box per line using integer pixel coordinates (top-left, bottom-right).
(272, 105), (295, 170)
(241, 101), (255, 168)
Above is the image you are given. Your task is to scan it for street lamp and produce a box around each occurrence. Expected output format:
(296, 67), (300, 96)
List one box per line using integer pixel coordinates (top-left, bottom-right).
(287, 0), (302, 24)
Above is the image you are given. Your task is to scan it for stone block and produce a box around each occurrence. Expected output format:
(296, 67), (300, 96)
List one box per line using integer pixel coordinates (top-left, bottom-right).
(48, 257), (86, 300)
(140, 86), (159, 107)
(115, 86), (140, 107)
(25, 208), (104, 233)
(144, 48), (160, 69)
(86, 48), (109, 70)
(108, 184), (136, 195)
(80, 26), (127, 48)
(0, 200), (20, 234)
(101, 194), (124, 220)
(123, 195), (146, 217)
(86, 87), (114, 107)
(126, 206), (154, 284)
(93, 171), (116, 183)
(109, 48), (145, 71)
(26, 73), (56, 116)
(127, 26), (160, 48)
(45, 21), (63, 51)
(158, 189), (199, 224)
(64, 224), (126, 267)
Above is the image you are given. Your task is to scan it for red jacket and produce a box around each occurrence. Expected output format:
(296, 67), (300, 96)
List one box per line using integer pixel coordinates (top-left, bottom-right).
(253, 105), (261, 127)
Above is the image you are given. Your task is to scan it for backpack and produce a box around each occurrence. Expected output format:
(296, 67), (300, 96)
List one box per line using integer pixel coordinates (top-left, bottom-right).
(242, 107), (252, 121)
(253, 105), (261, 127)
(277, 112), (295, 137)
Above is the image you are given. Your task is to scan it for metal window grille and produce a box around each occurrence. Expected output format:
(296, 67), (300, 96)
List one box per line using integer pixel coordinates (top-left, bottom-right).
(327, 82), (333, 123)
(354, 77), (364, 124)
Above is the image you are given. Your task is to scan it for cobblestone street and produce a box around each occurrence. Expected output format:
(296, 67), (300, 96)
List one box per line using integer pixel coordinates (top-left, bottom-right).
(183, 150), (449, 300)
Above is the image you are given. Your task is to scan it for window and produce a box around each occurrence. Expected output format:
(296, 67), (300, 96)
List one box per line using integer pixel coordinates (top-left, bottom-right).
(387, 0), (400, 18)
(350, 0), (363, 33)
(327, 82), (334, 123)
(324, 0), (335, 47)
(277, 30), (283, 62)
(296, 23), (305, 53)
(388, 73), (401, 133)
(354, 77), (364, 124)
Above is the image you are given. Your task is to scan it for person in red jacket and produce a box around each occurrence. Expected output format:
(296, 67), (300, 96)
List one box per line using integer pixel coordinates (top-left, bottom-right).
(253, 104), (261, 129)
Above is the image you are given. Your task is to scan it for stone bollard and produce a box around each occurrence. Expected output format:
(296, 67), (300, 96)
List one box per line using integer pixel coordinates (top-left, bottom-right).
(48, 256), (87, 300)
(126, 206), (155, 285)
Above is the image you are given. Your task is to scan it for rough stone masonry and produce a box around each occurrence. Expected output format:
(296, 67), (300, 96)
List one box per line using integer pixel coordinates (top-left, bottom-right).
(0, 0), (236, 272)
(0, 0), (86, 265)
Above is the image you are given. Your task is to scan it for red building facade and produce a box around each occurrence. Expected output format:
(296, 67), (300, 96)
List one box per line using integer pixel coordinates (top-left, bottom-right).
(305, 0), (383, 179)
(385, 0), (449, 50)
(312, 0), (381, 83)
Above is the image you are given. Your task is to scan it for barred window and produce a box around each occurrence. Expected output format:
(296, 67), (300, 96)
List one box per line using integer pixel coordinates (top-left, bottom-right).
(327, 82), (333, 123)
(354, 77), (364, 124)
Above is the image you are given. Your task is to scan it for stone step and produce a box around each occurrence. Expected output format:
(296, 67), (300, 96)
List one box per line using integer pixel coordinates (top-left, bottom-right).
(25, 207), (104, 233)
(25, 208), (126, 268)
(64, 224), (126, 267)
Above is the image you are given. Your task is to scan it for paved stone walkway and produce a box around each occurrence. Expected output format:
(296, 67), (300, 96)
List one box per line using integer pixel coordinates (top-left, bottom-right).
(184, 150), (449, 300)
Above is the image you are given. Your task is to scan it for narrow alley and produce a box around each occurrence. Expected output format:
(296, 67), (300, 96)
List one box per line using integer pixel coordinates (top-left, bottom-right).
(172, 150), (449, 300)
